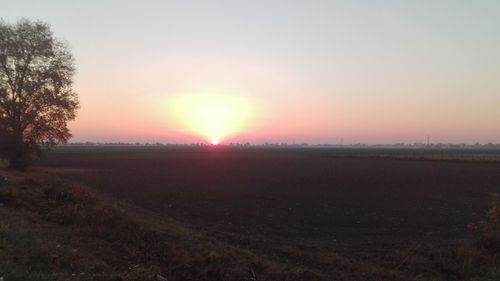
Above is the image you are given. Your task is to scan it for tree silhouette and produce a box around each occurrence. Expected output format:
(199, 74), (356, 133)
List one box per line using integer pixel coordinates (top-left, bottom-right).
(0, 19), (79, 169)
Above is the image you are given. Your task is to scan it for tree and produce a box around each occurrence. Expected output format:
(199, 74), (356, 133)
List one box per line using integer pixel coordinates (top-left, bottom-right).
(0, 19), (79, 169)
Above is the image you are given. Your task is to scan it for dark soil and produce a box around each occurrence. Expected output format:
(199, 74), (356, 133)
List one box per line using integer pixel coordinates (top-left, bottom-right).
(36, 146), (500, 258)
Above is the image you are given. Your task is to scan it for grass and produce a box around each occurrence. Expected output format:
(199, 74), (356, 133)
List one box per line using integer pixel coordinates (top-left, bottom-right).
(0, 169), (499, 280)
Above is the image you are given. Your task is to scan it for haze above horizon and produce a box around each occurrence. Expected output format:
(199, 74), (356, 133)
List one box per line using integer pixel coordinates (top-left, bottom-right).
(3, 0), (500, 144)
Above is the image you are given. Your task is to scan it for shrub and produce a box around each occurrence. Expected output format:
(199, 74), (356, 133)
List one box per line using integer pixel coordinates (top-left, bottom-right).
(469, 193), (500, 251)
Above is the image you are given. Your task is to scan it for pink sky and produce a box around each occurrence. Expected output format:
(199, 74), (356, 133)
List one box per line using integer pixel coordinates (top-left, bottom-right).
(6, 1), (499, 144)
(71, 54), (500, 144)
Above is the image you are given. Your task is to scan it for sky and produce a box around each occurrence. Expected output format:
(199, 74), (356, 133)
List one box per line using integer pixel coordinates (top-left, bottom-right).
(3, 0), (500, 144)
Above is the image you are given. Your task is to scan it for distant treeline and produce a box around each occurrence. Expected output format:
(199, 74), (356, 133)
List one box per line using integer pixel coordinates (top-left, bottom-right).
(62, 142), (500, 149)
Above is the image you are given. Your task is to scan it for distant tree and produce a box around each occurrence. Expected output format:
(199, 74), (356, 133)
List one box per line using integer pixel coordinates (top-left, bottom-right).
(0, 19), (79, 169)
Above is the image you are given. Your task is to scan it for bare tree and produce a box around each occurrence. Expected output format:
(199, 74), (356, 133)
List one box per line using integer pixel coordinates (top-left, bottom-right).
(0, 19), (79, 169)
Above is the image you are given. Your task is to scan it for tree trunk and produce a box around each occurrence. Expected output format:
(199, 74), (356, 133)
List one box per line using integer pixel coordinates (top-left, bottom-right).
(7, 130), (29, 170)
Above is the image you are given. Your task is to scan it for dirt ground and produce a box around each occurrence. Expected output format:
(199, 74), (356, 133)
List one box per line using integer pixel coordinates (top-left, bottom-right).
(36, 146), (500, 258)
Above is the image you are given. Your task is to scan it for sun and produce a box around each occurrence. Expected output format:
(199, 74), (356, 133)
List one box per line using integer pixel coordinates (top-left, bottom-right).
(168, 93), (252, 143)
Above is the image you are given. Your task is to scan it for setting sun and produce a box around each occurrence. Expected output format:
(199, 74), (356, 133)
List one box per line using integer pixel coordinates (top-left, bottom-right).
(167, 93), (252, 144)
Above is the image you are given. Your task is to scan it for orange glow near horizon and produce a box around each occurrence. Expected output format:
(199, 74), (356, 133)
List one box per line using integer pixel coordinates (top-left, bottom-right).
(6, 2), (499, 144)
(166, 93), (253, 144)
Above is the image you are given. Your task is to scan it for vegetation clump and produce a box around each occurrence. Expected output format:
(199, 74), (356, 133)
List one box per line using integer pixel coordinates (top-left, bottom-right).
(468, 193), (500, 252)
